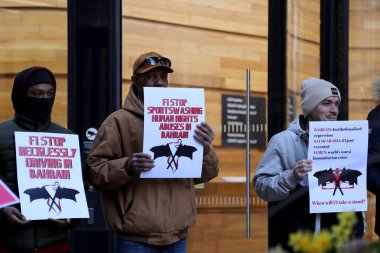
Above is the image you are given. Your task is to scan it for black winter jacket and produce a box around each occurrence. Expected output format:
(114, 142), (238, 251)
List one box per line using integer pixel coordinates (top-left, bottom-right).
(368, 105), (380, 236)
(0, 113), (73, 252)
(0, 66), (77, 252)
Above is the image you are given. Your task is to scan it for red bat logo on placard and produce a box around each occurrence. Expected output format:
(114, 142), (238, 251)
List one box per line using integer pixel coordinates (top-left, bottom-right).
(313, 168), (362, 196)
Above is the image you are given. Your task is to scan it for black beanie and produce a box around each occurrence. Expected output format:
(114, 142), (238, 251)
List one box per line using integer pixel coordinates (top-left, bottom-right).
(26, 70), (54, 88)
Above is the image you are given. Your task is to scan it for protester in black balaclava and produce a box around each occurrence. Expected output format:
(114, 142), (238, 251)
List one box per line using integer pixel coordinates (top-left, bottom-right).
(11, 66), (56, 120)
(0, 66), (77, 253)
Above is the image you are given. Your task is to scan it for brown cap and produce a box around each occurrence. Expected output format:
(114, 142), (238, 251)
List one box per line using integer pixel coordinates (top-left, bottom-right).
(133, 52), (174, 75)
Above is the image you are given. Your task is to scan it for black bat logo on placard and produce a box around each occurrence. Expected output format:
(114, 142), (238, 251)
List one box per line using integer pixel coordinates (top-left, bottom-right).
(150, 139), (197, 173)
(175, 144), (197, 159)
(150, 144), (172, 159)
(24, 182), (80, 214)
(313, 168), (362, 196)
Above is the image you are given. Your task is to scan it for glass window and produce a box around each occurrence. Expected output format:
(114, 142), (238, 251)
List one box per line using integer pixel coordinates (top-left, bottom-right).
(286, 0), (321, 122)
(0, 1), (68, 126)
(349, 0), (380, 121)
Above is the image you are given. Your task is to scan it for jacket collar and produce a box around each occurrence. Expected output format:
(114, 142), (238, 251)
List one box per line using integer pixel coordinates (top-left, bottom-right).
(13, 112), (51, 131)
(288, 115), (309, 143)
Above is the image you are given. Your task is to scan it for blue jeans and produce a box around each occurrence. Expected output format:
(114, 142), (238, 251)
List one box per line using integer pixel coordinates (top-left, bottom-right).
(116, 238), (187, 253)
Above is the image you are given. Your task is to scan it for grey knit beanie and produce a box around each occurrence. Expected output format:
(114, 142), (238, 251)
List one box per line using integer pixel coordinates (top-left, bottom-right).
(301, 77), (341, 117)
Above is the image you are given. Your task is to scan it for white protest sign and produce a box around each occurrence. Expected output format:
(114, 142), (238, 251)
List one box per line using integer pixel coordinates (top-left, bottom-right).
(308, 120), (368, 213)
(142, 87), (205, 178)
(15, 132), (89, 220)
(0, 179), (19, 209)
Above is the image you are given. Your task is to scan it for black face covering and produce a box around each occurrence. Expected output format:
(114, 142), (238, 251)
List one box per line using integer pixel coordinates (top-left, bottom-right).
(22, 97), (54, 120)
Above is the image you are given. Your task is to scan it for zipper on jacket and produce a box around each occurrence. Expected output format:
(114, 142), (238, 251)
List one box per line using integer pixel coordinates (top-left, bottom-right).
(33, 224), (38, 251)
(161, 185), (169, 240)
(33, 120), (38, 131)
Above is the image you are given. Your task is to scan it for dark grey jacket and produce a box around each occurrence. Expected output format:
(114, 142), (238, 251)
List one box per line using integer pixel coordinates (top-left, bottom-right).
(0, 66), (74, 252)
(0, 113), (73, 252)
(367, 105), (380, 236)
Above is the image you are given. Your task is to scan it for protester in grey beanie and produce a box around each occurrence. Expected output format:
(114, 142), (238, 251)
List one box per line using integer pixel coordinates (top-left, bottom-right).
(254, 76), (364, 252)
(301, 77), (341, 117)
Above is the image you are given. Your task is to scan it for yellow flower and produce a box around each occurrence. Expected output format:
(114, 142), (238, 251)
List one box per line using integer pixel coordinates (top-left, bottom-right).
(298, 237), (310, 251)
(308, 243), (322, 253)
(314, 230), (332, 251)
(287, 212), (357, 253)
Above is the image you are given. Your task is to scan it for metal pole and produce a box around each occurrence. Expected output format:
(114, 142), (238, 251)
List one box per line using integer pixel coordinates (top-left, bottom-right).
(246, 69), (251, 238)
